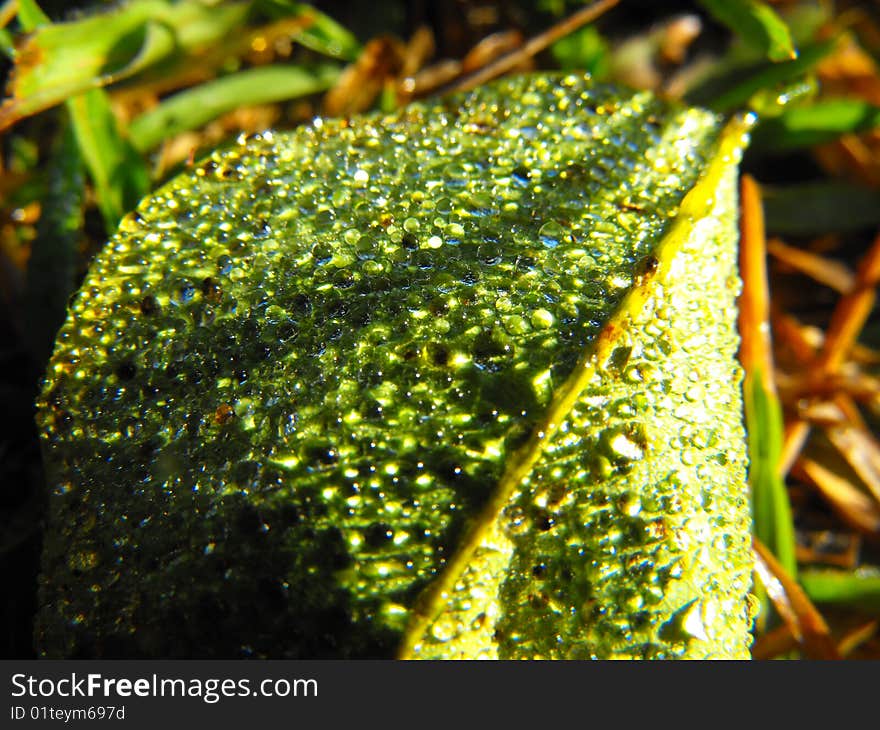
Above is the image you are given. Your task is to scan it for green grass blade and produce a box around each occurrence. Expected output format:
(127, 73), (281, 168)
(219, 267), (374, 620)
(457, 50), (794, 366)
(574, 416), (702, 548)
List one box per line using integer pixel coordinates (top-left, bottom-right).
(66, 89), (150, 234)
(744, 368), (797, 578)
(0, 0), (251, 132)
(698, 0), (797, 62)
(752, 98), (880, 150)
(16, 0), (50, 31)
(128, 63), (341, 153)
(801, 569), (880, 612)
(24, 123), (85, 367)
(690, 39), (834, 113)
(762, 181), (880, 235)
(0, 27), (14, 57)
(255, 0), (361, 60)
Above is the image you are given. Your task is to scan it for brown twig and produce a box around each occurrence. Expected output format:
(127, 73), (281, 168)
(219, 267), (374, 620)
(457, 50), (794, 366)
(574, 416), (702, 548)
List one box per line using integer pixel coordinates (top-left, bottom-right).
(825, 414), (880, 506)
(814, 230), (880, 375)
(423, 0), (620, 97)
(768, 237), (854, 294)
(751, 624), (798, 659)
(795, 457), (880, 536)
(838, 620), (879, 657)
(752, 536), (842, 659)
(780, 419), (811, 477)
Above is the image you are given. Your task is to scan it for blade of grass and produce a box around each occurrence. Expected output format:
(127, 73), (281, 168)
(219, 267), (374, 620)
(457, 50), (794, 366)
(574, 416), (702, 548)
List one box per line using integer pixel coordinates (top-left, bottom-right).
(17, 0), (49, 30)
(752, 98), (880, 150)
(0, 0), (17, 56)
(66, 89), (150, 234)
(128, 63), (340, 153)
(694, 39), (834, 113)
(0, 0), (252, 133)
(697, 0), (796, 62)
(255, 0), (361, 60)
(108, 15), (324, 110)
(0, 28), (12, 57)
(745, 375), (798, 574)
(753, 536), (841, 659)
(739, 174), (798, 576)
(23, 123), (84, 367)
(801, 568), (880, 612)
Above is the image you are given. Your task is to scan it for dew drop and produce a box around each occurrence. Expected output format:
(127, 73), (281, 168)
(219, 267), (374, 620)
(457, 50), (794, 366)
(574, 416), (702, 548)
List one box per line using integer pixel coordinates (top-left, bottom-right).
(539, 220), (565, 248)
(331, 188), (351, 207)
(531, 308), (555, 329)
(431, 616), (458, 643)
(435, 197), (453, 215)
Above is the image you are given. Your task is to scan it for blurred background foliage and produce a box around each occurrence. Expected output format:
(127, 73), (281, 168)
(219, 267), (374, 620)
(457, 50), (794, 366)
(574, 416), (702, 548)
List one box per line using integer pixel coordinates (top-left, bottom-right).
(4, 0), (880, 659)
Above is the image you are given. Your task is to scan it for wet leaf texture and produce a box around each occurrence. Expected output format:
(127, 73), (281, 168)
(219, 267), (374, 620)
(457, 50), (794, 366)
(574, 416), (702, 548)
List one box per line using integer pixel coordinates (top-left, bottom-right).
(35, 74), (752, 659)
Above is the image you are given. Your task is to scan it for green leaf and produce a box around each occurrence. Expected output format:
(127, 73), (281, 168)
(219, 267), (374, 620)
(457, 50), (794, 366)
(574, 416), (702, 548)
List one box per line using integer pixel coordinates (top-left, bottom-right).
(688, 39), (835, 113)
(0, 0), (251, 132)
(762, 181), (880, 236)
(698, 0), (796, 62)
(801, 569), (880, 612)
(35, 75), (753, 660)
(128, 63), (341, 152)
(17, 0), (50, 31)
(744, 369), (797, 578)
(66, 89), (150, 234)
(752, 98), (880, 150)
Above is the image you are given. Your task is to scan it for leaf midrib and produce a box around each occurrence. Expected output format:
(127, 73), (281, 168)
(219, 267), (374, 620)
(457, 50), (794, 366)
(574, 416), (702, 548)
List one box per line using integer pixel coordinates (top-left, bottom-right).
(396, 113), (754, 659)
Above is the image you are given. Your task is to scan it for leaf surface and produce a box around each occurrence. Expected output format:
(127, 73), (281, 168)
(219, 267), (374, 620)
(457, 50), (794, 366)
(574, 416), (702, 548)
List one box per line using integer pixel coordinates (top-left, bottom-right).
(35, 74), (753, 659)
